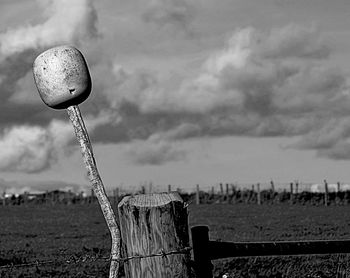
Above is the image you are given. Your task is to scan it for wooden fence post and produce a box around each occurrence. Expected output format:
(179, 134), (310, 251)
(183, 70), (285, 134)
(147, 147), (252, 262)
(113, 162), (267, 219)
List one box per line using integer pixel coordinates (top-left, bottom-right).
(270, 180), (275, 192)
(257, 183), (261, 205)
(113, 188), (119, 207)
(324, 180), (329, 207)
(148, 182), (153, 194)
(225, 183), (229, 203)
(196, 184), (200, 205)
(191, 225), (213, 278)
(168, 184), (171, 193)
(231, 184), (236, 204)
(336, 182), (341, 205)
(90, 188), (95, 204)
(2, 190), (5, 206)
(118, 192), (192, 278)
(295, 181), (299, 195)
(220, 183), (224, 203)
(270, 180), (275, 204)
(290, 182), (294, 204)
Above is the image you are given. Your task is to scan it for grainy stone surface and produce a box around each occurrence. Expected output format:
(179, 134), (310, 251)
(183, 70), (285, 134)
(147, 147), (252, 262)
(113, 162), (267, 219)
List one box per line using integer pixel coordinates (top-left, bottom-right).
(33, 45), (91, 109)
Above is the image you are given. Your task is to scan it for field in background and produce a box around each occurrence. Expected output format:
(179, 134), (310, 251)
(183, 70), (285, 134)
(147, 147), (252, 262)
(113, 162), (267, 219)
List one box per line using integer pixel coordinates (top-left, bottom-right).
(0, 203), (350, 277)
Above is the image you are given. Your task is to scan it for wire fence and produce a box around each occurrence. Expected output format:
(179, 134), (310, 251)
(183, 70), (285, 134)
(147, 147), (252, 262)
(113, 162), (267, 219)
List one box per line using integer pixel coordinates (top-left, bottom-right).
(0, 253), (110, 270)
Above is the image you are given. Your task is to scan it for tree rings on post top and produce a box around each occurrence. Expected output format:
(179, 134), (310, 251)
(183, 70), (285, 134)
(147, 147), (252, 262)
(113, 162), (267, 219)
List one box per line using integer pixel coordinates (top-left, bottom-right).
(33, 45), (92, 109)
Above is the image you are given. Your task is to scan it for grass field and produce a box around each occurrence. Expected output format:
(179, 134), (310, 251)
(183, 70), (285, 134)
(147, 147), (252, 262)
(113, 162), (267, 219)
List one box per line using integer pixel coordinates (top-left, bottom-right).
(0, 203), (349, 277)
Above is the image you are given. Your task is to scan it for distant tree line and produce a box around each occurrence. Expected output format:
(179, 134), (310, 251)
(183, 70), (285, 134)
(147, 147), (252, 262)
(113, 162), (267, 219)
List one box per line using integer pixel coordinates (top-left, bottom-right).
(1, 189), (120, 206)
(180, 181), (350, 206)
(2, 181), (350, 207)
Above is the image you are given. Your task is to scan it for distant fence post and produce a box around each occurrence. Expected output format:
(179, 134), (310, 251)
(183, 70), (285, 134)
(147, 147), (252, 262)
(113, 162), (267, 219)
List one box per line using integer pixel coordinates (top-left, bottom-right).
(231, 184), (236, 204)
(90, 188), (95, 204)
(191, 226), (213, 278)
(295, 181), (299, 195)
(257, 183), (261, 205)
(113, 188), (119, 206)
(290, 182), (294, 204)
(168, 184), (171, 193)
(118, 192), (192, 278)
(336, 182), (341, 205)
(225, 183), (229, 203)
(324, 180), (329, 207)
(270, 180), (275, 203)
(270, 180), (275, 192)
(220, 183), (224, 203)
(196, 184), (200, 205)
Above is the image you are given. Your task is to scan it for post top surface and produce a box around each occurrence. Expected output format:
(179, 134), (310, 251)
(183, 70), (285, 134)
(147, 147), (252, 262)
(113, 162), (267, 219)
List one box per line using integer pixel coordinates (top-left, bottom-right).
(118, 192), (183, 208)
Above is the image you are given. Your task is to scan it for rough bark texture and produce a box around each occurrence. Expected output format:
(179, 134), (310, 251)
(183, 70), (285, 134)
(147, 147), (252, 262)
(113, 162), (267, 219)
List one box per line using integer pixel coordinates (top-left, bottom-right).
(67, 105), (120, 277)
(118, 192), (192, 278)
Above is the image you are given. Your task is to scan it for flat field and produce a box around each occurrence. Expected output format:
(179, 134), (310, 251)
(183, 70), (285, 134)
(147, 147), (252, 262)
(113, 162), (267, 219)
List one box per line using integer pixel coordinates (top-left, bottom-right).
(0, 203), (350, 277)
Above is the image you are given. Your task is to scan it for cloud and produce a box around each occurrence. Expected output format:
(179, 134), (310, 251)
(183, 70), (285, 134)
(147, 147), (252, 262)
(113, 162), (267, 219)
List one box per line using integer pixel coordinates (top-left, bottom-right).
(109, 24), (344, 116)
(2, 15), (349, 169)
(0, 111), (113, 173)
(9, 70), (41, 105)
(0, 0), (101, 131)
(0, 121), (72, 173)
(142, 0), (195, 35)
(259, 24), (330, 59)
(0, 0), (98, 60)
(124, 134), (187, 165)
(103, 24), (350, 163)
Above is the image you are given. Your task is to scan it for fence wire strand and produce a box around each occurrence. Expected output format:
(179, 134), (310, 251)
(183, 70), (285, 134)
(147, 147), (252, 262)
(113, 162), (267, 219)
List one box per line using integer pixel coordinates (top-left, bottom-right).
(0, 247), (192, 270)
(0, 253), (110, 270)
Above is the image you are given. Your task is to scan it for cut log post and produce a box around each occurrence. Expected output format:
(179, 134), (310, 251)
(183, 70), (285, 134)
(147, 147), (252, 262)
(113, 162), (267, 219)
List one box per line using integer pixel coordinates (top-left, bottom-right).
(118, 192), (192, 278)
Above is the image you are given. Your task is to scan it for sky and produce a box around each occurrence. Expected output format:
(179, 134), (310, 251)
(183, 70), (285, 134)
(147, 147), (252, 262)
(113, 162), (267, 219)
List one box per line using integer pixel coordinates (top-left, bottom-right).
(1, 0), (350, 194)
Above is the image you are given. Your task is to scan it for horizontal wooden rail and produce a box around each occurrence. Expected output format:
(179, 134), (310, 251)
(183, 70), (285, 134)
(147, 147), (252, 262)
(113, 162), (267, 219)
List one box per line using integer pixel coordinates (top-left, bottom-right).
(208, 239), (350, 259)
(191, 225), (350, 278)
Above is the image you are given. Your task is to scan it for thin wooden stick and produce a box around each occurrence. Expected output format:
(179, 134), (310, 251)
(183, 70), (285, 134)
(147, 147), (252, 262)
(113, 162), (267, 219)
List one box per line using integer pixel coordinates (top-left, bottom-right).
(67, 105), (120, 278)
